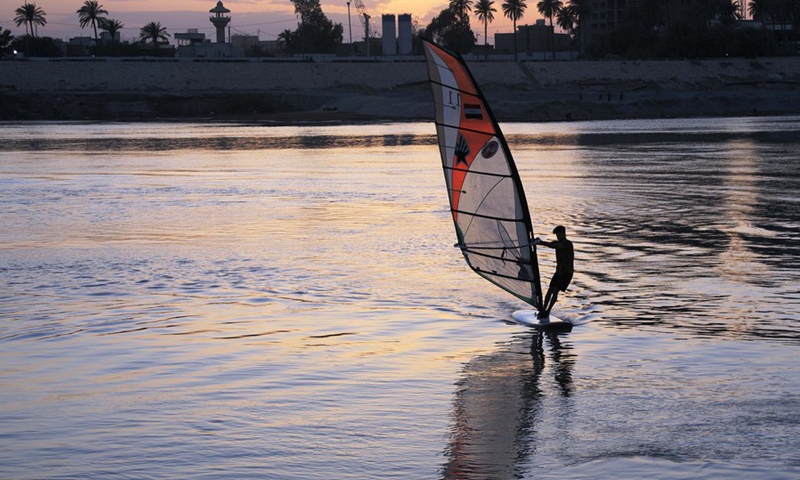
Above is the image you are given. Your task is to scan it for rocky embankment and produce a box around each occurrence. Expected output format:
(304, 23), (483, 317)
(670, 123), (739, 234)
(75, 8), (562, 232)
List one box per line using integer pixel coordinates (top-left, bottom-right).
(1, 57), (799, 122)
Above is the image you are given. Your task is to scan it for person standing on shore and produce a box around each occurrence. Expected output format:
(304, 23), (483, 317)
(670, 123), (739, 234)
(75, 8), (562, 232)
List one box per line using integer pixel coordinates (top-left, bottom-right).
(534, 226), (574, 319)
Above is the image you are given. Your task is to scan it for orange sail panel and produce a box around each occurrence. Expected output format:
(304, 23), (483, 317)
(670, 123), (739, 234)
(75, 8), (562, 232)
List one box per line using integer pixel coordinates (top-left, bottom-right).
(423, 40), (542, 308)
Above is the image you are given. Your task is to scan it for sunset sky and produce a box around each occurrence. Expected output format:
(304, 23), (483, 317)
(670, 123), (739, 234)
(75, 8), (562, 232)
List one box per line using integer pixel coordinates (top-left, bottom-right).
(0, 0), (537, 44)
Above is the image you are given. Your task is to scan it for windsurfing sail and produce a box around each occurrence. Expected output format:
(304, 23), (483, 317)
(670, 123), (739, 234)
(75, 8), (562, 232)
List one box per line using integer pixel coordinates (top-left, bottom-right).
(423, 39), (543, 309)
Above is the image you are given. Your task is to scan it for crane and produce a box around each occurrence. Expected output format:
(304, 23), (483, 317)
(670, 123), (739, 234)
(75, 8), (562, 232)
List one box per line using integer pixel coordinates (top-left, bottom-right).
(352, 0), (378, 45)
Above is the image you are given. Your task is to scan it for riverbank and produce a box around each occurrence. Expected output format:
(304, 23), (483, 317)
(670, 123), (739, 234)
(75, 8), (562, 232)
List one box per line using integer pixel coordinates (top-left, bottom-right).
(1, 58), (799, 122)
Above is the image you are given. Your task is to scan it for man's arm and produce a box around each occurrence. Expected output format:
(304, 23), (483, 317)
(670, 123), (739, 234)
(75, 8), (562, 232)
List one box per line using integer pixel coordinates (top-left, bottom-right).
(533, 237), (557, 248)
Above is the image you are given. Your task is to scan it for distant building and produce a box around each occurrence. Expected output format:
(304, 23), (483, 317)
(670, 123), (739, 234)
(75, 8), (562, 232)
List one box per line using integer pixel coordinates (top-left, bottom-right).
(342, 38), (381, 56)
(579, 0), (787, 53)
(382, 15), (397, 55)
(397, 14), (412, 54)
(472, 44), (494, 57)
(231, 34), (259, 50)
(380, 13), (413, 56)
(175, 2), (246, 58)
(255, 40), (281, 55)
(176, 28), (244, 58)
(495, 21), (571, 57)
(66, 36), (93, 56)
(177, 42), (244, 58)
(99, 31), (120, 42)
(210, 1), (232, 44)
(175, 29), (206, 46)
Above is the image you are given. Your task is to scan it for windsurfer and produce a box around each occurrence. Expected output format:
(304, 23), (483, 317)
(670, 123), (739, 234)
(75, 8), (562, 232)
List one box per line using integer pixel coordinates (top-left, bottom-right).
(533, 226), (574, 319)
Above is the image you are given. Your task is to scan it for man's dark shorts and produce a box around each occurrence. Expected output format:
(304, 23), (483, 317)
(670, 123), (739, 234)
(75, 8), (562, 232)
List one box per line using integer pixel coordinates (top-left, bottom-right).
(550, 271), (573, 292)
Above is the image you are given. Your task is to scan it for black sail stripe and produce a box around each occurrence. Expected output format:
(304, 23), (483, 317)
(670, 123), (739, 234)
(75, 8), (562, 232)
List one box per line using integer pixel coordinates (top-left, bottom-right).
(452, 209), (525, 222)
(464, 249), (528, 264)
(443, 165), (513, 179)
(434, 121), (496, 138)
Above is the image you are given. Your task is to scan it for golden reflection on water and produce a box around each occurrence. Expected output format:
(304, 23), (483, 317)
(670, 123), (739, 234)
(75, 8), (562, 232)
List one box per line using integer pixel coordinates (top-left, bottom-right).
(1, 119), (799, 479)
(716, 138), (772, 285)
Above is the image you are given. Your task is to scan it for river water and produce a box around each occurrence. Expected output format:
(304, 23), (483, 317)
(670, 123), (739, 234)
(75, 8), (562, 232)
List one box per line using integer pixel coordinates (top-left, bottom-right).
(1, 117), (798, 479)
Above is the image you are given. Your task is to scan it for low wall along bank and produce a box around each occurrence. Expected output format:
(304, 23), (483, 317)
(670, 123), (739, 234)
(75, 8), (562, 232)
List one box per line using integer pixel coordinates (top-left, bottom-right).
(2, 58), (799, 121)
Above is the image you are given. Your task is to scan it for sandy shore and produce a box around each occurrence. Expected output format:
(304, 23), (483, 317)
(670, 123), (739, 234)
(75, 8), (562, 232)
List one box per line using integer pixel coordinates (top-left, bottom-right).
(1, 57), (799, 122)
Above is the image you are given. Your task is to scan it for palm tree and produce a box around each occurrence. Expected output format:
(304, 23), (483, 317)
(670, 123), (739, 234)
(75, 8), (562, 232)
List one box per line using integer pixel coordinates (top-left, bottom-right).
(450, 0), (474, 51)
(537, 0), (563, 59)
(556, 4), (575, 32)
(14, 2), (47, 37)
(139, 21), (170, 47)
(277, 29), (295, 52)
(99, 18), (123, 42)
(556, 3), (576, 53)
(748, 0), (766, 25)
(475, 0), (497, 58)
(1, 28), (14, 53)
(450, 0), (475, 20)
(718, 0), (743, 25)
(77, 0), (108, 41)
(565, 0), (590, 55)
(502, 0), (527, 60)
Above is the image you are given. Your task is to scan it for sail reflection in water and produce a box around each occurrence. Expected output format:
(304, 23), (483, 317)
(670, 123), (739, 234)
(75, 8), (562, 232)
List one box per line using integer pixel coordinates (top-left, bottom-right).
(443, 332), (576, 479)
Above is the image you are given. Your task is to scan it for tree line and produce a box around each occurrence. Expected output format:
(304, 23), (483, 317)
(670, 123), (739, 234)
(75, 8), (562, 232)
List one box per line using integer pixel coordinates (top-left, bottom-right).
(425, 0), (799, 58)
(3, 1), (174, 57)
(3, 0), (798, 58)
(277, 0), (343, 54)
(421, 0), (579, 59)
(2, 0), (343, 57)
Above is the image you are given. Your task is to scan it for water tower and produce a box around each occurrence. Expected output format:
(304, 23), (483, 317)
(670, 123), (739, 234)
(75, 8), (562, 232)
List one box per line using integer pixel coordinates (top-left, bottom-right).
(209, 1), (231, 44)
(382, 15), (396, 55)
(398, 14), (412, 54)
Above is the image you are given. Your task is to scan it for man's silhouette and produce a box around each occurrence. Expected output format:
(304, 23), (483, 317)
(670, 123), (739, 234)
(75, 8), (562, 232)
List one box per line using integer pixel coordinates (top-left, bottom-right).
(534, 226), (574, 319)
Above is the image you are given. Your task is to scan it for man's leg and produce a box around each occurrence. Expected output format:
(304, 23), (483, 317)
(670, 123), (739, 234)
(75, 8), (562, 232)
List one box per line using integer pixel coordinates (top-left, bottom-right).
(538, 290), (550, 317)
(540, 285), (556, 317)
(544, 289), (559, 315)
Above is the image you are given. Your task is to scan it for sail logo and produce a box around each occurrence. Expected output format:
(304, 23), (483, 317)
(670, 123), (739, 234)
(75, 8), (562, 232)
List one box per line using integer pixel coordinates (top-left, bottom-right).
(464, 104), (483, 119)
(454, 134), (471, 166)
(481, 140), (499, 159)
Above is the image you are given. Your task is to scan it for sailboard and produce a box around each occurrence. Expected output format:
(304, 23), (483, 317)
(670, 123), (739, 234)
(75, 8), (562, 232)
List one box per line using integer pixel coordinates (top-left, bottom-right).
(511, 310), (571, 330)
(422, 39), (569, 330)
